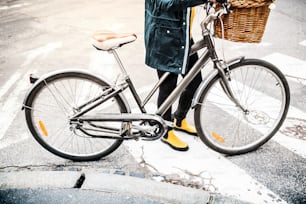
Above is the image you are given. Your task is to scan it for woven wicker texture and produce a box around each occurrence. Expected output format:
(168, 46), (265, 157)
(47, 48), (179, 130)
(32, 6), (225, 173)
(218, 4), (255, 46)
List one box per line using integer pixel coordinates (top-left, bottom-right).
(214, 0), (273, 43)
(231, 0), (273, 8)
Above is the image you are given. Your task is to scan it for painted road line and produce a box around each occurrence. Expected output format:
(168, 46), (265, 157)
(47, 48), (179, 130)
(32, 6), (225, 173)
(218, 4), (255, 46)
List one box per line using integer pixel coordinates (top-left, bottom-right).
(22, 42), (63, 67)
(0, 3), (30, 11)
(0, 133), (29, 150)
(0, 42), (61, 142)
(277, 107), (306, 159)
(0, 42), (61, 103)
(262, 53), (306, 157)
(0, 71), (33, 141)
(0, 71), (22, 101)
(274, 131), (306, 159)
(263, 52), (306, 80)
(299, 40), (306, 47)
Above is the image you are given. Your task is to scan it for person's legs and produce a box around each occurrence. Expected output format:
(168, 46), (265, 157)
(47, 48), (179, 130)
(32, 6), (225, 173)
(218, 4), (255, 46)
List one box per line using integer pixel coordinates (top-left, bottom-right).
(157, 70), (189, 151)
(174, 52), (202, 134)
(157, 70), (177, 122)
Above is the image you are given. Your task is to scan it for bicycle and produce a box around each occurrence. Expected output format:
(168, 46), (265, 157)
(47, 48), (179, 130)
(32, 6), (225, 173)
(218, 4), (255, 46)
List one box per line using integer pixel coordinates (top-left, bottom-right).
(22, 2), (290, 161)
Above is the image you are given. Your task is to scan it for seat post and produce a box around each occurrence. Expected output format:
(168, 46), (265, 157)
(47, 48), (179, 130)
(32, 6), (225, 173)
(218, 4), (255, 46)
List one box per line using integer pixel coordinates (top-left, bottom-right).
(109, 49), (146, 113)
(108, 49), (128, 76)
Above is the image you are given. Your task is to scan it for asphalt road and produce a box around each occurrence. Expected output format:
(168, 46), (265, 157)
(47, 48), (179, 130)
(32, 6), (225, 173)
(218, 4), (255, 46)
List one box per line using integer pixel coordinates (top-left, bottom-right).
(0, 0), (305, 203)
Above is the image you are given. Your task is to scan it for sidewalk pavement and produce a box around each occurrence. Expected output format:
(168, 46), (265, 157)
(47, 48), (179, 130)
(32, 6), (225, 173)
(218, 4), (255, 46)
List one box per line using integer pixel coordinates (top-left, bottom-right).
(0, 170), (249, 204)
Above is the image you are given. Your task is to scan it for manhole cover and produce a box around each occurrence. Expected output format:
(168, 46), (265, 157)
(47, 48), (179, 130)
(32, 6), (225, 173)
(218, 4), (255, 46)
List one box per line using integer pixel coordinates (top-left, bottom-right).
(280, 117), (306, 140)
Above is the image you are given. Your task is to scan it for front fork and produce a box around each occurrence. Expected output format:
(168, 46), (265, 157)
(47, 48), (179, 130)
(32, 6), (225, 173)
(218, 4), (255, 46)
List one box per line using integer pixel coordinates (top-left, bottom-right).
(200, 31), (247, 113)
(215, 59), (248, 113)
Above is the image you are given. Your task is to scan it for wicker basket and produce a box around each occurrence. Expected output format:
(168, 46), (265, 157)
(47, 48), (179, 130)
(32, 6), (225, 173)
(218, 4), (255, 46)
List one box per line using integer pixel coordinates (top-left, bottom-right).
(214, 0), (273, 43)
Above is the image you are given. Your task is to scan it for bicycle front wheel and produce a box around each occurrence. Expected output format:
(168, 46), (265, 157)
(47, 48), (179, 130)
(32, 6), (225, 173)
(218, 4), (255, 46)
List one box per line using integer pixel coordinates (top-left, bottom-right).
(25, 70), (128, 161)
(194, 59), (290, 155)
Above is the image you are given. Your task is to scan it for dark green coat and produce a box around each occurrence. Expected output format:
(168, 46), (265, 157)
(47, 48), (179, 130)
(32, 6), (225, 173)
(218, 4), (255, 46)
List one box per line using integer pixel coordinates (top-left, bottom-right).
(144, 0), (205, 74)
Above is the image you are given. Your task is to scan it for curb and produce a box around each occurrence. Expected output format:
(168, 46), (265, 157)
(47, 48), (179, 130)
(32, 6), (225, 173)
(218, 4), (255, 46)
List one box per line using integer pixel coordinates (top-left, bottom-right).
(0, 170), (209, 204)
(0, 171), (249, 204)
(82, 170), (210, 204)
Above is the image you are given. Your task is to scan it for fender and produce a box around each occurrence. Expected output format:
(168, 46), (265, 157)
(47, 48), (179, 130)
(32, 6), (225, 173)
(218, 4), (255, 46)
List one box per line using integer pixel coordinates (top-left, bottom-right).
(22, 69), (131, 113)
(192, 56), (245, 109)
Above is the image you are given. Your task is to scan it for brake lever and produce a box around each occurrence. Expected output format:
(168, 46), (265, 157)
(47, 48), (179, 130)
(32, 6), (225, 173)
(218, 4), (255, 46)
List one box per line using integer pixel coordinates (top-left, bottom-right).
(223, 2), (231, 14)
(204, 1), (215, 16)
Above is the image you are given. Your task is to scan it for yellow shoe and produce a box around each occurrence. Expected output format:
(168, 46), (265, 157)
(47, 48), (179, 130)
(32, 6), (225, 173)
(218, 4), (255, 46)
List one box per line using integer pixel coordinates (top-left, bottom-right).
(161, 130), (189, 151)
(174, 118), (197, 136)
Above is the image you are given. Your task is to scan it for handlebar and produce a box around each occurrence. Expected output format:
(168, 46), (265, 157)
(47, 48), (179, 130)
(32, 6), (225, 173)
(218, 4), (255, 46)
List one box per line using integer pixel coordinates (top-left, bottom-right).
(201, 1), (231, 32)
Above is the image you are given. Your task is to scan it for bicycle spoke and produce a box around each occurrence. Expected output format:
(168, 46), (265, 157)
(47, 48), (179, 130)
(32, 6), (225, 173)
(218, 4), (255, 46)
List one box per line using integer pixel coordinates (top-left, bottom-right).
(195, 60), (289, 155)
(26, 72), (126, 160)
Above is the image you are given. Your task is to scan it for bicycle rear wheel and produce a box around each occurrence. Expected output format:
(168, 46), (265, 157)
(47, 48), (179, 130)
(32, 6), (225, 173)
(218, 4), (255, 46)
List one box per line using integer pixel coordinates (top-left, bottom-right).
(194, 59), (290, 155)
(25, 70), (128, 161)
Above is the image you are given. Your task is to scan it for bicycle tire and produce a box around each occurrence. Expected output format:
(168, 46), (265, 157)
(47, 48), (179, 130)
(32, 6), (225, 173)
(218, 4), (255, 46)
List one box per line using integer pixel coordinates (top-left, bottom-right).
(25, 70), (128, 161)
(194, 59), (290, 155)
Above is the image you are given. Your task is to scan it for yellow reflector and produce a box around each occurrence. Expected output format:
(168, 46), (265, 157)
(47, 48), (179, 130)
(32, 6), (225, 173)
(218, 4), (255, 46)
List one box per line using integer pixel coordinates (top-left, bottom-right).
(211, 132), (224, 143)
(38, 120), (48, 137)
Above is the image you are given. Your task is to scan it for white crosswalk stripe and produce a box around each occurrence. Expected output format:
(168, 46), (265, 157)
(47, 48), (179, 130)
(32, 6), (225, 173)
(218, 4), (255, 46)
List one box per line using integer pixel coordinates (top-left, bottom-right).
(0, 71), (22, 100)
(263, 53), (306, 158)
(299, 40), (306, 47)
(0, 71), (33, 141)
(263, 52), (306, 85)
(0, 2), (30, 11)
(0, 42), (61, 146)
(275, 109), (306, 159)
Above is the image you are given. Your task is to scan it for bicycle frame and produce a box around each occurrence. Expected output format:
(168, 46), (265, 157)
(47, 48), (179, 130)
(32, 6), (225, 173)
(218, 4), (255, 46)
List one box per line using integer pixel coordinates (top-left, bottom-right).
(62, 4), (247, 139)
(107, 33), (246, 119)
(67, 12), (247, 127)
